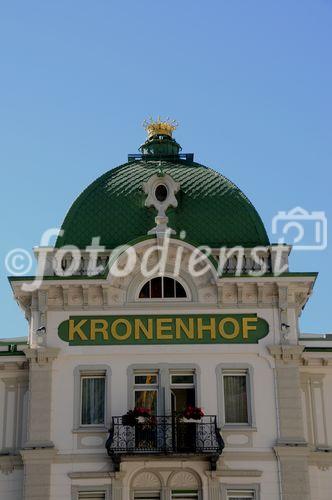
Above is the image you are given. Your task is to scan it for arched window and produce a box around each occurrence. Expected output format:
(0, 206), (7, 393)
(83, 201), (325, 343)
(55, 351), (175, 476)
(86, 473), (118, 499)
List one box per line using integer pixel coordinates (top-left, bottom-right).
(138, 277), (187, 299)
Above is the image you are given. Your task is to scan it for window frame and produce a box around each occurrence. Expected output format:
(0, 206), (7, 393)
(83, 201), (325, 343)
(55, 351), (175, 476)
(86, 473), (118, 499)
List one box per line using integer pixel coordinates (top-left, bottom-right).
(133, 370), (159, 414)
(216, 363), (256, 430)
(73, 365), (111, 432)
(170, 372), (195, 388)
(72, 485), (111, 500)
(222, 369), (249, 426)
(172, 490), (199, 499)
(128, 364), (201, 416)
(133, 491), (161, 500)
(221, 483), (260, 500)
(136, 275), (190, 302)
(80, 374), (106, 427)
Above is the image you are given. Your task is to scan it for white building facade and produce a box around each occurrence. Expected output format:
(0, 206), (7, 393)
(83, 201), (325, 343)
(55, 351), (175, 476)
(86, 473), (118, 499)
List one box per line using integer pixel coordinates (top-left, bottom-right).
(1, 122), (331, 500)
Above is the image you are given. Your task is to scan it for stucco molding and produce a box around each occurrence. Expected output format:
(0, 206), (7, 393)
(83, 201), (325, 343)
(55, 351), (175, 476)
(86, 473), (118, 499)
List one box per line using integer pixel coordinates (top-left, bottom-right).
(68, 471), (116, 479)
(167, 468), (201, 488)
(308, 451), (332, 470)
(53, 452), (109, 463)
(267, 344), (304, 363)
(214, 467), (262, 477)
(22, 347), (60, 366)
(0, 454), (23, 475)
(20, 447), (58, 464)
(132, 469), (163, 489)
(222, 450), (275, 461)
(274, 445), (310, 458)
(0, 361), (27, 372)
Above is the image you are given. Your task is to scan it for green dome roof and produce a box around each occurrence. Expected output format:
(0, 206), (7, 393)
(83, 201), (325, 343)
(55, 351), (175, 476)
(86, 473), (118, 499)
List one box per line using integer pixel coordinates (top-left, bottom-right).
(56, 158), (269, 249)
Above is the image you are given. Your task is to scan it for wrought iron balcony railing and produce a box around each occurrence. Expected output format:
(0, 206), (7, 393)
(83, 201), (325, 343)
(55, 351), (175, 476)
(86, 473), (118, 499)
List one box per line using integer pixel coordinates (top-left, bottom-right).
(106, 415), (224, 470)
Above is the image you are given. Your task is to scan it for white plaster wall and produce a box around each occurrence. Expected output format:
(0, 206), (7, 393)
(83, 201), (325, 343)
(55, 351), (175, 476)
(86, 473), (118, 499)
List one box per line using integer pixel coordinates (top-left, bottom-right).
(309, 465), (332, 500)
(0, 378), (5, 450)
(47, 307), (277, 452)
(0, 469), (23, 500)
(50, 461), (111, 500)
(50, 459), (281, 500)
(219, 460), (279, 499)
(51, 348), (277, 452)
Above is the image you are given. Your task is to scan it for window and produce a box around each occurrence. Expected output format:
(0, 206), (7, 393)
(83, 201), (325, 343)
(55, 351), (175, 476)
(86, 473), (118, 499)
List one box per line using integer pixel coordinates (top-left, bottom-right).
(170, 372), (196, 413)
(134, 493), (160, 500)
(134, 371), (159, 414)
(216, 364), (255, 428)
(227, 490), (255, 500)
(172, 491), (198, 500)
(78, 493), (105, 500)
(73, 486), (110, 500)
(138, 277), (187, 299)
(81, 374), (106, 426)
(223, 370), (249, 424)
(171, 374), (195, 385)
(73, 365), (111, 431)
(129, 364), (200, 416)
(155, 183), (168, 202)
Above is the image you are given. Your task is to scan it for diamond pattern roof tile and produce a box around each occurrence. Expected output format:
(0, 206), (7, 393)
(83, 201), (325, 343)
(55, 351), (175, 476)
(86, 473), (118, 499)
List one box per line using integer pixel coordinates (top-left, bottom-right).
(55, 159), (269, 249)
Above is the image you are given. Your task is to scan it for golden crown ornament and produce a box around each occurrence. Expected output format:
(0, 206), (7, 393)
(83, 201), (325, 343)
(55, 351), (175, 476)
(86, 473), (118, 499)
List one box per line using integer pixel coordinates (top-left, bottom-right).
(143, 116), (178, 138)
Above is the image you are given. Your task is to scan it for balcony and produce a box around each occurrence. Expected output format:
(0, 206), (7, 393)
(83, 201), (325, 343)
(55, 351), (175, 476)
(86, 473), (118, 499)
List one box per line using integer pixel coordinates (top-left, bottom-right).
(105, 415), (224, 471)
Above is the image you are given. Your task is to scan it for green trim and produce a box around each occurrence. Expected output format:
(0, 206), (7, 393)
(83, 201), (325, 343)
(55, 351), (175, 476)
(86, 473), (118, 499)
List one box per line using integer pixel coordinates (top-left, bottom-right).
(300, 335), (332, 341)
(304, 347), (332, 352)
(8, 271), (318, 283)
(8, 274), (105, 282)
(0, 350), (25, 356)
(219, 272), (318, 278)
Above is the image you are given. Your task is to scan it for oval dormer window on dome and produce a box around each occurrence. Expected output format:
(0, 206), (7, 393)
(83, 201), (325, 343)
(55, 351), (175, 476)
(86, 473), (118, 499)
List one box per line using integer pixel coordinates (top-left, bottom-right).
(138, 277), (187, 300)
(154, 183), (168, 202)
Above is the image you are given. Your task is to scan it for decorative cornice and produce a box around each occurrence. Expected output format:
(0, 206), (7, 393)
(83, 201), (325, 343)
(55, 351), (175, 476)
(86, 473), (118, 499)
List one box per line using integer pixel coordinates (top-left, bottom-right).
(301, 355), (332, 367)
(22, 347), (60, 366)
(222, 450), (275, 461)
(0, 361), (27, 372)
(20, 448), (57, 463)
(54, 452), (108, 464)
(274, 445), (310, 458)
(68, 471), (115, 479)
(214, 467), (262, 477)
(308, 450), (332, 470)
(268, 345), (304, 362)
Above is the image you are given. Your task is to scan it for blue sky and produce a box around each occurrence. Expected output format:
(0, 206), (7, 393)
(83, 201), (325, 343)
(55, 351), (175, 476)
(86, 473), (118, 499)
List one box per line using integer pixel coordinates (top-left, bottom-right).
(0, 0), (331, 338)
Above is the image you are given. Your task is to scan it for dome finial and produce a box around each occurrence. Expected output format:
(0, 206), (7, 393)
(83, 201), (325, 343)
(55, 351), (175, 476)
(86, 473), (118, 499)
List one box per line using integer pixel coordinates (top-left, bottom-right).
(143, 116), (178, 139)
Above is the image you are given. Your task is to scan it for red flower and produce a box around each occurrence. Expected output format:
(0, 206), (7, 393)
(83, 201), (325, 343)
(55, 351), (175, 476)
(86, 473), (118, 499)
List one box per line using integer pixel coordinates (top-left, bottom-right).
(182, 405), (205, 420)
